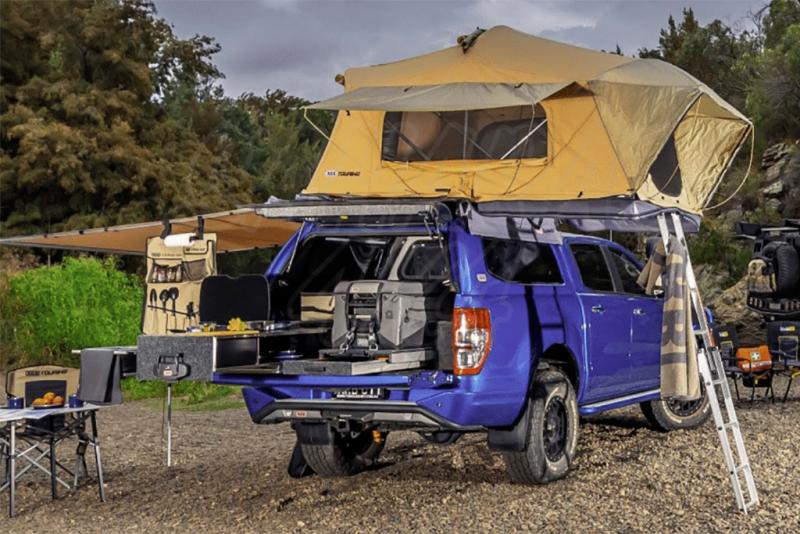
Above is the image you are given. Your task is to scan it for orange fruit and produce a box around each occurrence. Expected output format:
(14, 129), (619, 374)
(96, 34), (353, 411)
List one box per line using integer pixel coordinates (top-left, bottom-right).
(43, 392), (55, 402)
(53, 395), (64, 405)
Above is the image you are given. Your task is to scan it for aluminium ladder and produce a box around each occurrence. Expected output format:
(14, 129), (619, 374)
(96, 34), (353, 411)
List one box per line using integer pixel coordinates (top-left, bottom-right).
(657, 212), (759, 514)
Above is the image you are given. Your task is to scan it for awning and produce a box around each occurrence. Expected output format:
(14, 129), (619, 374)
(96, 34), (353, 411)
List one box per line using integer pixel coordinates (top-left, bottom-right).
(475, 197), (702, 233)
(306, 82), (571, 112)
(0, 208), (300, 255)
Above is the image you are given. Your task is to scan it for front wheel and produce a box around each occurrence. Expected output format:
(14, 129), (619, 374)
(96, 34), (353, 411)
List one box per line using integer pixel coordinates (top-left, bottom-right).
(640, 384), (710, 432)
(503, 368), (579, 484)
(300, 427), (386, 477)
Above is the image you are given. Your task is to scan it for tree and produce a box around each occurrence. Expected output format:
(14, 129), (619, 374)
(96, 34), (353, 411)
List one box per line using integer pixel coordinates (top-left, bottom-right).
(748, 0), (800, 140)
(214, 90), (334, 202)
(0, 0), (252, 235)
(638, 8), (759, 110)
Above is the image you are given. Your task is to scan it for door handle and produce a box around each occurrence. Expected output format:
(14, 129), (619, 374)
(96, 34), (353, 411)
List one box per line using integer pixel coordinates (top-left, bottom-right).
(591, 305), (605, 314)
(633, 308), (645, 316)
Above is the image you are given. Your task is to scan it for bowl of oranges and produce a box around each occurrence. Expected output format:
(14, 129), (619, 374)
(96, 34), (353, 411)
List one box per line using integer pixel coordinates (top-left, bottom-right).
(31, 391), (64, 409)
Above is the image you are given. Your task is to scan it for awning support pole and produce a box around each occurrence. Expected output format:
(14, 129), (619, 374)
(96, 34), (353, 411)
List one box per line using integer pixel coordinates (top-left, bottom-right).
(656, 212), (759, 513)
(166, 383), (173, 467)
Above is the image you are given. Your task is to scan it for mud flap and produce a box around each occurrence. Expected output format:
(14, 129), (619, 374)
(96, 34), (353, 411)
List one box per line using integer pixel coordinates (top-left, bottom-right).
(487, 399), (532, 452)
(288, 440), (314, 479)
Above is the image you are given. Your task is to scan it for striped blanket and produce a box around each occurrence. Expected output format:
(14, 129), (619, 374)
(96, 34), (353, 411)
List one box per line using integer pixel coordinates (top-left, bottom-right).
(638, 239), (701, 401)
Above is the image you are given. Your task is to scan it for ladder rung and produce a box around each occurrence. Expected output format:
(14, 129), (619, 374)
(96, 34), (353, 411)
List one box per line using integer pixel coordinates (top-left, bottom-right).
(734, 464), (750, 474)
(718, 421), (739, 431)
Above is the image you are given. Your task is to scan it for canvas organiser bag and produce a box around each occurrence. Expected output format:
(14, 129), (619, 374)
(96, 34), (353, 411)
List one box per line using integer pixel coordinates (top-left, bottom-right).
(182, 259), (208, 281)
(746, 259), (776, 294)
(142, 234), (217, 335)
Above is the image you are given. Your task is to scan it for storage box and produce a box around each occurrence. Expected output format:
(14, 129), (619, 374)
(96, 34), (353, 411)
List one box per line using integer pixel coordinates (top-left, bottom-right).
(331, 280), (440, 351)
(136, 333), (259, 382)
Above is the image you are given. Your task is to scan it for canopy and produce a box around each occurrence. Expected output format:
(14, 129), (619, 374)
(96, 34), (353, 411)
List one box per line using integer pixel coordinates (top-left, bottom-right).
(308, 82), (571, 112)
(304, 26), (751, 215)
(0, 208), (299, 255)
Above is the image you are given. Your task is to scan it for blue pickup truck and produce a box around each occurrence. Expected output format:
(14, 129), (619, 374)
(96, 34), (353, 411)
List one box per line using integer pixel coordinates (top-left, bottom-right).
(183, 201), (709, 484)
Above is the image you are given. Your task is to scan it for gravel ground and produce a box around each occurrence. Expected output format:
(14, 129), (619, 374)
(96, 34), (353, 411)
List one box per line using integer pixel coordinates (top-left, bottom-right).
(2, 376), (799, 533)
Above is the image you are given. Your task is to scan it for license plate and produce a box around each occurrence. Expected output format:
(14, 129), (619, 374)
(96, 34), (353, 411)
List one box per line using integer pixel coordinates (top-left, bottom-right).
(333, 387), (386, 400)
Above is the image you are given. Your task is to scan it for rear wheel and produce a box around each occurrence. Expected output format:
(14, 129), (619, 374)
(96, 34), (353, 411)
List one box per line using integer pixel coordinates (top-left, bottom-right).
(300, 428), (386, 477)
(640, 384), (710, 432)
(503, 369), (579, 484)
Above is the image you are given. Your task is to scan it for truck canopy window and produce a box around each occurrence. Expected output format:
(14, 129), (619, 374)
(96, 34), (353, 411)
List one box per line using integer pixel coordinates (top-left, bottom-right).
(399, 240), (449, 281)
(571, 244), (614, 292)
(382, 105), (547, 162)
(482, 238), (562, 284)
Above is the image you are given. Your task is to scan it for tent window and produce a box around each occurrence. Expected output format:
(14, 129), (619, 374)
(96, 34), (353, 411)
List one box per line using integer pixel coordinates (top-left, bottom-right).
(648, 135), (683, 197)
(381, 105), (547, 162)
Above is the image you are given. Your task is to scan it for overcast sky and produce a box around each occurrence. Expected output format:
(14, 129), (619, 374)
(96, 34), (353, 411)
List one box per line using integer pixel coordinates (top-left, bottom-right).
(155, 0), (765, 100)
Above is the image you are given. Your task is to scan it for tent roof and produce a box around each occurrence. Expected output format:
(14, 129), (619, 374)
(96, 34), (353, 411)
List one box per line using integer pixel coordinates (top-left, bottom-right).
(341, 26), (634, 89)
(0, 208), (299, 255)
(308, 82), (571, 111)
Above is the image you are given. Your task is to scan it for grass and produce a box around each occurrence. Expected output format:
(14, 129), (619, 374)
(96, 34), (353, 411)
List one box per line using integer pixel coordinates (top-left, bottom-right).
(122, 378), (244, 412)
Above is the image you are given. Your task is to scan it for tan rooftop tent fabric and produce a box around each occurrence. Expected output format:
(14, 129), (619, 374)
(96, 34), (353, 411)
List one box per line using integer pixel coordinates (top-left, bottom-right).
(304, 26), (751, 214)
(307, 82), (571, 112)
(0, 208), (299, 255)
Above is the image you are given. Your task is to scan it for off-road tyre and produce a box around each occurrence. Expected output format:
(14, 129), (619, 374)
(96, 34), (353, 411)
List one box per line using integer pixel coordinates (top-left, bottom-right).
(759, 241), (799, 296)
(503, 368), (579, 484)
(300, 429), (386, 477)
(774, 243), (799, 296)
(640, 384), (711, 432)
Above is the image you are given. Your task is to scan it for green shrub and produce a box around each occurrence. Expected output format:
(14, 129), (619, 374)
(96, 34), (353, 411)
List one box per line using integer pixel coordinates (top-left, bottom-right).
(1, 257), (142, 369)
(689, 222), (752, 287)
(121, 378), (238, 404)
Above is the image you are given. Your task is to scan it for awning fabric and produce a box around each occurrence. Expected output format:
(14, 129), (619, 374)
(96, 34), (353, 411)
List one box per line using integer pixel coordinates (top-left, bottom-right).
(0, 208), (299, 255)
(307, 82), (571, 112)
(303, 26), (751, 216)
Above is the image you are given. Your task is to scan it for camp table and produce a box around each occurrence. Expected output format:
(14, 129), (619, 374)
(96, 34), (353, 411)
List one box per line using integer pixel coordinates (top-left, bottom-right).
(0, 403), (106, 518)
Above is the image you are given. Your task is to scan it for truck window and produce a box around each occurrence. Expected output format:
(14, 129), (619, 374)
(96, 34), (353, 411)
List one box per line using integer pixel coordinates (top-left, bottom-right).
(609, 249), (646, 295)
(482, 238), (562, 284)
(571, 244), (614, 292)
(398, 240), (448, 281)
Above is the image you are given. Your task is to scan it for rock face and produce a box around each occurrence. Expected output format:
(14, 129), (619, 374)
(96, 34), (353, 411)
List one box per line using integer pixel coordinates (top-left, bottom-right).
(760, 141), (800, 216)
(706, 276), (764, 346)
(695, 264), (763, 345)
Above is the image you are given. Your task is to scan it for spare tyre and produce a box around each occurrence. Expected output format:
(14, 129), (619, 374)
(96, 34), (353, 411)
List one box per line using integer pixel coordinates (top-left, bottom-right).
(772, 242), (800, 296)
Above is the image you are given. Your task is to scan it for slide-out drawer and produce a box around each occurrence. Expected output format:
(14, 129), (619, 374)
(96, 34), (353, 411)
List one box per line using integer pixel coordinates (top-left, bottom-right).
(136, 334), (259, 382)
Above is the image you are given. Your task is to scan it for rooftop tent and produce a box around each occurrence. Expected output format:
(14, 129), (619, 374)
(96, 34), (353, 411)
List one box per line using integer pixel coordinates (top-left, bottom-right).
(0, 208), (300, 255)
(304, 26), (751, 217)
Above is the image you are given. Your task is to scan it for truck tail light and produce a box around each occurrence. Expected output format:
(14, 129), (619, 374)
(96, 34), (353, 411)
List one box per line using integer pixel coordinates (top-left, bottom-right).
(453, 307), (491, 375)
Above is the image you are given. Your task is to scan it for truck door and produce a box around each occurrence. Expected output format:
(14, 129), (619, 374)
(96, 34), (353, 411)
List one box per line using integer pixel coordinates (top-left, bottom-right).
(571, 244), (633, 402)
(607, 247), (662, 392)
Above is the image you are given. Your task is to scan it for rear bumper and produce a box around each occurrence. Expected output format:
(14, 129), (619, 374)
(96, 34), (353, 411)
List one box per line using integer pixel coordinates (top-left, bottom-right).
(249, 398), (483, 432)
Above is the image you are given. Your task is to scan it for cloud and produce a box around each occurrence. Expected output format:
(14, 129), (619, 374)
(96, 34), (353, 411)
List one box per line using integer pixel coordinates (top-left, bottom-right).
(155, 0), (764, 100)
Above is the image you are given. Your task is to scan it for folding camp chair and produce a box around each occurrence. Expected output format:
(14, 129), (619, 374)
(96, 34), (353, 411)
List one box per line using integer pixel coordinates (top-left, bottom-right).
(767, 321), (800, 402)
(735, 346), (775, 403)
(713, 326), (775, 402)
(713, 325), (744, 400)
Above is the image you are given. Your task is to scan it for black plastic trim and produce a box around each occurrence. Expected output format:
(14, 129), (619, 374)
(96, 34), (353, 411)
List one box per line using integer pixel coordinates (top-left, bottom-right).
(251, 399), (482, 431)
